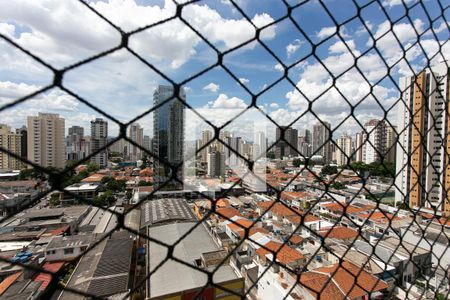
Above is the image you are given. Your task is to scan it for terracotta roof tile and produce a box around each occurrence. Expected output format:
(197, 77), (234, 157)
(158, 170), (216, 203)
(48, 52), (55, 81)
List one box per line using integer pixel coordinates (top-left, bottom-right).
(319, 226), (359, 240)
(299, 262), (388, 299)
(256, 241), (304, 265)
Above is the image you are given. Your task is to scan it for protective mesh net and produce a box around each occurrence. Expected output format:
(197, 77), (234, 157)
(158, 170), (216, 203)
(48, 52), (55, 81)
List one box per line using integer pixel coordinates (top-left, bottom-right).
(0, 0), (449, 299)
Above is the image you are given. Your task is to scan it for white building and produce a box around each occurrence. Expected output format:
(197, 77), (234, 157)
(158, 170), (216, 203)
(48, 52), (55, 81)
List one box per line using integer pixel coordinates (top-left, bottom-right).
(335, 133), (352, 166)
(128, 123), (144, 161)
(395, 62), (450, 214)
(362, 119), (386, 164)
(45, 235), (93, 261)
(27, 113), (66, 169)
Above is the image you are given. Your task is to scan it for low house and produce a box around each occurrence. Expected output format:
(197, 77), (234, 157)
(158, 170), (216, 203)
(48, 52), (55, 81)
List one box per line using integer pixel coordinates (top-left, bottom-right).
(45, 234), (94, 261)
(62, 183), (102, 205)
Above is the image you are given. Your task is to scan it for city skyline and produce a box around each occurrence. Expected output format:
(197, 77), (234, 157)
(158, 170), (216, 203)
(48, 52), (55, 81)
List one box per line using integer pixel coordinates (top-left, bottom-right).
(1, 1), (448, 140)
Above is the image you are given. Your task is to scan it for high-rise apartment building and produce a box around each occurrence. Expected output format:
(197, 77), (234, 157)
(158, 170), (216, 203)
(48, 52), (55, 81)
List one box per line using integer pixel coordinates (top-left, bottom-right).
(0, 124), (23, 170)
(253, 131), (267, 160)
(27, 113), (65, 169)
(396, 63), (450, 214)
(16, 126), (27, 161)
(385, 124), (397, 164)
(128, 123), (144, 161)
(362, 119), (387, 164)
(143, 135), (151, 151)
(66, 125), (85, 161)
(297, 135), (311, 158)
(299, 129), (312, 144)
(275, 126), (298, 159)
(312, 121), (331, 163)
(336, 133), (353, 166)
(153, 85), (185, 186)
(199, 130), (213, 163)
(354, 132), (365, 162)
(225, 135), (243, 167)
(90, 118), (108, 167)
(207, 150), (225, 177)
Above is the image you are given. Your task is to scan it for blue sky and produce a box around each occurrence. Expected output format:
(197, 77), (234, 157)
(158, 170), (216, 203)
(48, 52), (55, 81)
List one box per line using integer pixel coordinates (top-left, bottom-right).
(0, 0), (449, 139)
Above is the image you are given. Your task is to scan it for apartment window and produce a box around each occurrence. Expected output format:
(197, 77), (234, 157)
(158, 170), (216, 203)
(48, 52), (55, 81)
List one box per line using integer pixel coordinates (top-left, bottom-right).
(64, 248), (74, 255)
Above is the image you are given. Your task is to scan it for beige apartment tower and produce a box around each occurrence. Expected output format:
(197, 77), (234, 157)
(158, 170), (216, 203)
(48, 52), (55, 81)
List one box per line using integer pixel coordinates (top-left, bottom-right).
(0, 124), (23, 170)
(335, 133), (352, 166)
(395, 63), (450, 215)
(27, 113), (66, 169)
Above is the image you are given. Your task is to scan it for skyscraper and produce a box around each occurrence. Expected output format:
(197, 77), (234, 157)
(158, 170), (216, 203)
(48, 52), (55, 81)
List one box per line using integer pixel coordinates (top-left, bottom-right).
(153, 85), (185, 186)
(128, 123), (144, 161)
(275, 126), (298, 159)
(385, 124), (397, 164)
(90, 118), (108, 167)
(362, 119), (386, 164)
(336, 133), (352, 166)
(354, 132), (365, 162)
(199, 130), (213, 163)
(225, 135), (243, 167)
(143, 135), (151, 151)
(299, 129), (312, 144)
(395, 63), (450, 214)
(16, 126), (27, 162)
(27, 113), (66, 169)
(207, 150), (225, 177)
(67, 125), (85, 161)
(0, 124), (23, 170)
(312, 121), (331, 163)
(254, 131), (267, 160)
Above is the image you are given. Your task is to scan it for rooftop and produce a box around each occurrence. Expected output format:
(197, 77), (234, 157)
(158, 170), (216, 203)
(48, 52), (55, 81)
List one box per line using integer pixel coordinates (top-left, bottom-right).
(148, 222), (239, 298)
(47, 234), (94, 249)
(140, 198), (197, 228)
(298, 261), (388, 299)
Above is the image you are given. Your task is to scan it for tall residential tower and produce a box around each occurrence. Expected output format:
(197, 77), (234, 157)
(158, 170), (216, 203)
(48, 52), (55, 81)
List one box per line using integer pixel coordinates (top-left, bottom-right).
(153, 85), (185, 187)
(27, 113), (65, 169)
(90, 118), (108, 167)
(395, 63), (450, 215)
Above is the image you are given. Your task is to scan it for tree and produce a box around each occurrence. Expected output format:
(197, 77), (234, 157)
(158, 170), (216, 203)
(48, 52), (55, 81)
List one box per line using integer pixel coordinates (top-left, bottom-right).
(86, 163), (100, 173)
(93, 190), (115, 207)
(292, 158), (302, 167)
(266, 151), (275, 159)
(138, 180), (152, 186)
(107, 179), (127, 192)
(331, 181), (345, 190)
(321, 165), (338, 175)
(49, 193), (60, 206)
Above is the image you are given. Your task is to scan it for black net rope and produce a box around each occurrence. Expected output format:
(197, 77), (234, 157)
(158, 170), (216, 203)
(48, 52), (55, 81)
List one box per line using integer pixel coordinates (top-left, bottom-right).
(0, 0), (448, 299)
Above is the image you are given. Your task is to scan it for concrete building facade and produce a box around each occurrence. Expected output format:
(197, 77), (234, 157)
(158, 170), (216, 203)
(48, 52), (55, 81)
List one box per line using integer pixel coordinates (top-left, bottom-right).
(395, 63), (450, 214)
(27, 113), (66, 169)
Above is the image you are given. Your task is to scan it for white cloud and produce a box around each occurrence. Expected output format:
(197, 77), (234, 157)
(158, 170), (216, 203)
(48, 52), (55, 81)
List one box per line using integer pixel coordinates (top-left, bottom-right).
(203, 82), (220, 93)
(269, 103), (279, 109)
(329, 40), (357, 54)
(286, 39), (303, 58)
(317, 26), (337, 39)
(238, 78), (249, 84)
(382, 0), (415, 8)
(274, 63), (284, 72)
(0, 0), (276, 69)
(210, 93), (247, 109)
(434, 21), (450, 34)
(0, 22), (14, 38)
